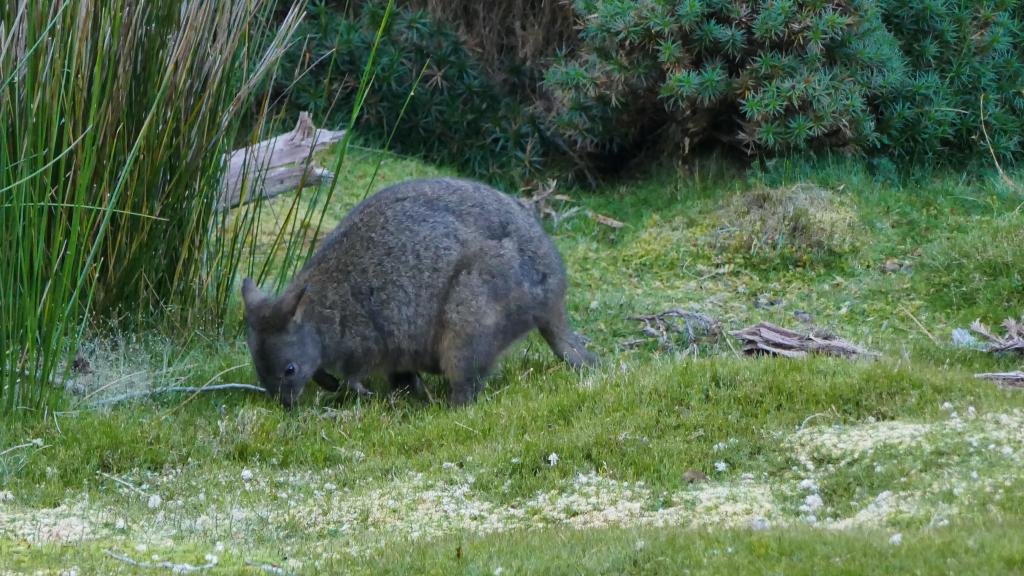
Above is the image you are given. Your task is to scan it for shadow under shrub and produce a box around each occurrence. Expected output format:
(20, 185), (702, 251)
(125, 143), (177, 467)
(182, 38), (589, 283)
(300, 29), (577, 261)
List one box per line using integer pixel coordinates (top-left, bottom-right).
(281, 2), (544, 185)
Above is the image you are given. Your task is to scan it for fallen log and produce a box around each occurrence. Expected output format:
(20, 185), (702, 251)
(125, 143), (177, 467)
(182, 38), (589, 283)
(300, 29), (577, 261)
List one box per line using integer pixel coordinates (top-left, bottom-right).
(974, 371), (1024, 389)
(219, 112), (346, 209)
(729, 322), (874, 359)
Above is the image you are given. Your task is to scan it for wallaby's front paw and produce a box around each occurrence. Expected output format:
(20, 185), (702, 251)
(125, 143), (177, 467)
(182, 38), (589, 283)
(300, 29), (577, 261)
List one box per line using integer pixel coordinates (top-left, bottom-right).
(348, 380), (374, 398)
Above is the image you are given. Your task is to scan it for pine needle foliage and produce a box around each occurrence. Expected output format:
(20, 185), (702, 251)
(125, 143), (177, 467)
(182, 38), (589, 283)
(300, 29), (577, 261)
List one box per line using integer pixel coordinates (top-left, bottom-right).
(542, 0), (905, 162)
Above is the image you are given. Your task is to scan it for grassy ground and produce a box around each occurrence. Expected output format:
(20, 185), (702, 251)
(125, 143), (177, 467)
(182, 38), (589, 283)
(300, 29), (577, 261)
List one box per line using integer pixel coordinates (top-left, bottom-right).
(1, 149), (1023, 574)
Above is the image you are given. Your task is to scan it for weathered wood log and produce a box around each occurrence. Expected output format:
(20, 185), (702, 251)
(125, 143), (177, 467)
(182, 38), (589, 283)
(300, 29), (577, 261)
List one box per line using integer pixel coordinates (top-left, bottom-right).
(975, 371), (1024, 389)
(729, 322), (874, 359)
(219, 112), (345, 209)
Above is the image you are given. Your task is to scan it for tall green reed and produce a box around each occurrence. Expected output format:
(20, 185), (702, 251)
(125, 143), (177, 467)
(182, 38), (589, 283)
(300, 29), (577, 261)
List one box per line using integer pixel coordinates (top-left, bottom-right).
(0, 0), (302, 416)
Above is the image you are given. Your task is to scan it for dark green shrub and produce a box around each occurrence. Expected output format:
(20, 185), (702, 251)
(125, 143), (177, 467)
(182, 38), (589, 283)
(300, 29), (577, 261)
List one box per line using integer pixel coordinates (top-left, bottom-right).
(542, 0), (906, 171)
(878, 0), (1024, 163)
(281, 2), (543, 184)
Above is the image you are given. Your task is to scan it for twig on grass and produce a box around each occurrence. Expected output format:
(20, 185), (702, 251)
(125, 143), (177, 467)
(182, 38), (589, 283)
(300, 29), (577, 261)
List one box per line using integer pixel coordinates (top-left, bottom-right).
(900, 306), (939, 346)
(980, 93), (1016, 190)
(245, 561), (294, 575)
(104, 550), (217, 573)
(97, 471), (148, 497)
(0, 439), (45, 458)
(90, 383), (266, 407)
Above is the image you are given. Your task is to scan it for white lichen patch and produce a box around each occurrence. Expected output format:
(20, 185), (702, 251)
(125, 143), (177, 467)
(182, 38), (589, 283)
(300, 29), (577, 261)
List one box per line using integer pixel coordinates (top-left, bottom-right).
(788, 421), (934, 469)
(784, 409), (1024, 529)
(5, 410), (1024, 557)
(0, 500), (108, 544)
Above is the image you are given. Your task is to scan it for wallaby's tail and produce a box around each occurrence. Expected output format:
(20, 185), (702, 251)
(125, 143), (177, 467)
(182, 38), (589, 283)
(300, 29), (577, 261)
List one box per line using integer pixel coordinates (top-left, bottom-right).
(540, 313), (598, 369)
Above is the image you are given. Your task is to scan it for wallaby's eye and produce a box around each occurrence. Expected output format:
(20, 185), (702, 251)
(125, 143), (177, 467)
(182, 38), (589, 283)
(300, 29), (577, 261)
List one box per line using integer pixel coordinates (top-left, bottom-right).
(284, 362), (297, 377)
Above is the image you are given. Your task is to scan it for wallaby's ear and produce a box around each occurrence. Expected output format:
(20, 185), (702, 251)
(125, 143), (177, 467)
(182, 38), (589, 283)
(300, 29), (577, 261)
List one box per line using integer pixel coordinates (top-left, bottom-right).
(275, 284), (308, 324)
(241, 277), (266, 314)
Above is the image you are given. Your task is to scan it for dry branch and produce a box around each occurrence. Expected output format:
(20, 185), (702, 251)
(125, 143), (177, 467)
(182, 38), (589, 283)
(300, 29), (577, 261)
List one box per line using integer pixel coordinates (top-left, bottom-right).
(627, 309), (720, 348)
(970, 317), (1024, 355)
(974, 371), (1024, 389)
(730, 322), (874, 359)
(219, 112), (345, 209)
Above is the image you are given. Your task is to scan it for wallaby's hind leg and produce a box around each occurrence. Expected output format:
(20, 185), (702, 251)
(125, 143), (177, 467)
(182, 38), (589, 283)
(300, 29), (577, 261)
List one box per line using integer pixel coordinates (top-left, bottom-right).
(313, 369), (341, 392)
(539, 304), (598, 369)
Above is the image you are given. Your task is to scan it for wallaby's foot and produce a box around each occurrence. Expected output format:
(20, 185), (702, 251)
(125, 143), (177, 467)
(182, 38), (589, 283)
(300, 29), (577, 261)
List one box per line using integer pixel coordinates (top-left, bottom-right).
(540, 315), (599, 369)
(313, 369), (341, 392)
(347, 378), (374, 398)
(562, 333), (598, 368)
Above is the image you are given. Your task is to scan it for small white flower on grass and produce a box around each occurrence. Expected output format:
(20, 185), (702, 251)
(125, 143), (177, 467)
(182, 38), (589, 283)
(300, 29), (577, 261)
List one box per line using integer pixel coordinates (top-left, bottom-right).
(800, 494), (823, 512)
(889, 533), (902, 545)
(511, 457), (521, 465)
(204, 554), (218, 564)
(797, 479), (818, 492)
(941, 401), (953, 411)
(874, 464), (884, 473)
(494, 568), (505, 576)
(30, 438), (43, 447)
(714, 461), (728, 472)
(967, 406), (977, 417)
(215, 542), (225, 552)
(635, 540), (646, 550)
(712, 442), (728, 452)
(971, 470), (980, 480)
(240, 469), (254, 482)
(547, 453), (559, 466)
(114, 518), (126, 530)
(324, 482), (337, 492)
(1001, 446), (1014, 457)
(147, 494), (162, 509)
(0, 491), (13, 503)
(442, 462), (456, 471)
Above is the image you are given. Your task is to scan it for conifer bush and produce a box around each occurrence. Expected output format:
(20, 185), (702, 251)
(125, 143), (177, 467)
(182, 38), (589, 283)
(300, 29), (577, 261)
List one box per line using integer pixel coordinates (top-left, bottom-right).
(878, 0), (1024, 162)
(542, 0), (905, 169)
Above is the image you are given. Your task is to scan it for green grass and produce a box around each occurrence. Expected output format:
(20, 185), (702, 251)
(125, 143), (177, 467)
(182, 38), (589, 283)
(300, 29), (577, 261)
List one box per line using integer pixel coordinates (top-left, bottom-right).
(2, 150), (1023, 573)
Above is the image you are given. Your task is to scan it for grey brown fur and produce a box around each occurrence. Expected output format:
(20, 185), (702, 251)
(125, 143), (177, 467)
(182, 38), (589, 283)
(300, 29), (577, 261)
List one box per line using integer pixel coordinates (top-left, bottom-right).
(241, 177), (597, 408)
